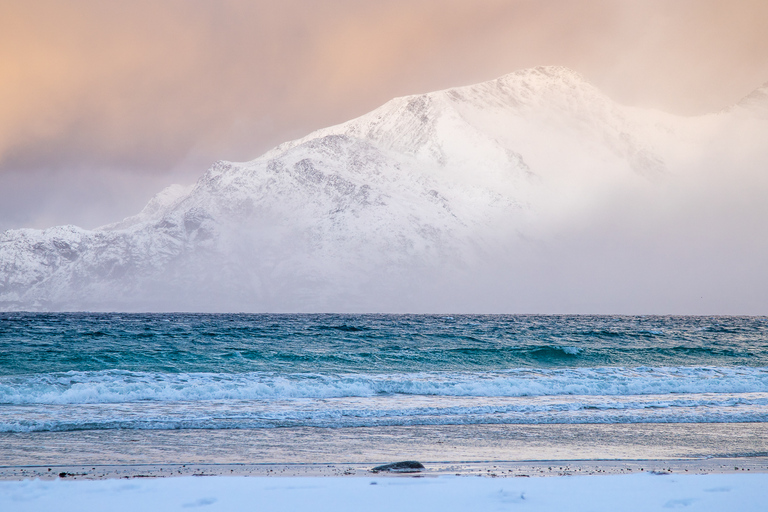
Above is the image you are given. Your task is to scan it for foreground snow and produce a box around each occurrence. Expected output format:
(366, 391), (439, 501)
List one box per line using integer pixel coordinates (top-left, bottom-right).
(2, 473), (766, 512)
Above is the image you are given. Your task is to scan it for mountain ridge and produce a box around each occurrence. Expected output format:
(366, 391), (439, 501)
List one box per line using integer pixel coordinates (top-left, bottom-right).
(1, 66), (767, 312)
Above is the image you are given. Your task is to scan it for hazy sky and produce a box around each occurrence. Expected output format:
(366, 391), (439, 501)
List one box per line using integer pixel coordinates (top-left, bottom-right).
(2, 0), (768, 231)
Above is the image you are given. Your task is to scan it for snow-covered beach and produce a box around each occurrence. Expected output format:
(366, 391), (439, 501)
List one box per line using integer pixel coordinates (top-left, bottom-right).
(3, 426), (767, 510)
(3, 469), (767, 512)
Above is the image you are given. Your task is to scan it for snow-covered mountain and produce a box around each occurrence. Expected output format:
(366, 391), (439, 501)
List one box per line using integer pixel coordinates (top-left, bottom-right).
(734, 81), (768, 117)
(1, 66), (766, 312)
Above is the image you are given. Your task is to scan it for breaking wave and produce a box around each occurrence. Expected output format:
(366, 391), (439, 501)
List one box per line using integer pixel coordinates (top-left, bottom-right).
(2, 366), (767, 405)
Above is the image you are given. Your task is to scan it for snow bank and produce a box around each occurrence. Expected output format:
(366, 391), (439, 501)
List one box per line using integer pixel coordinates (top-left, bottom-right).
(2, 473), (766, 512)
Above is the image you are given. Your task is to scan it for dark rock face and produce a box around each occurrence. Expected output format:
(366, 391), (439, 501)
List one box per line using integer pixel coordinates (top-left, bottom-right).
(370, 461), (425, 473)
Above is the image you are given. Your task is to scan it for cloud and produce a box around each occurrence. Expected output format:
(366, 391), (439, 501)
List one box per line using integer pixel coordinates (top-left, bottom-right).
(0, 0), (767, 230)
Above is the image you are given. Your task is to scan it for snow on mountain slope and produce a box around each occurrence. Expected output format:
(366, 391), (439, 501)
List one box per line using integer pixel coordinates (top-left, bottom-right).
(733, 81), (768, 118)
(1, 66), (766, 312)
(103, 184), (194, 231)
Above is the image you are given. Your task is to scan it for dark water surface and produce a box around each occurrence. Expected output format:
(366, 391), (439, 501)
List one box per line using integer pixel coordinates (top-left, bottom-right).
(1, 314), (767, 433)
(3, 314), (768, 374)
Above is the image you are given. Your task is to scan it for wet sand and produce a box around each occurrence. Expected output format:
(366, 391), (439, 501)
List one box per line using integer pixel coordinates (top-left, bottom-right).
(2, 423), (767, 481)
(3, 423), (768, 466)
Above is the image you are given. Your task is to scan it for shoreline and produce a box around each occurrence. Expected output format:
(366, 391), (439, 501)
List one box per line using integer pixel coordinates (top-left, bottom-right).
(3, 423), (767, 467)
(3, 456), (768, 481)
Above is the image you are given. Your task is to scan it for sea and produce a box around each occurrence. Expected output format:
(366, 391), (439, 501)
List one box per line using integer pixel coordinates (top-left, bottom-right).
(2, 313), (768, 465)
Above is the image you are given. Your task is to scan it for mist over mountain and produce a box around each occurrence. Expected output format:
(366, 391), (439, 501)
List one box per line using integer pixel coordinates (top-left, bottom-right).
(1, 66), (767, 313)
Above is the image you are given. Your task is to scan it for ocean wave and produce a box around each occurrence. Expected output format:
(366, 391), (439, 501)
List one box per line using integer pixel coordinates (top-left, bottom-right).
(1, 367), (767, 405)
(2, 393), (768, 432)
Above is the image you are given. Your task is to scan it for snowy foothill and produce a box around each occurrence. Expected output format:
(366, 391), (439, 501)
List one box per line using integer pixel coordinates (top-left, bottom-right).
(2, 473), (767, 512)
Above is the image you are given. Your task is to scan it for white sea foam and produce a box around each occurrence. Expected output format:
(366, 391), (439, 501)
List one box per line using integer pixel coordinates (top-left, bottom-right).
(2, 392), (768, 432)
(1, 367), (766, 405)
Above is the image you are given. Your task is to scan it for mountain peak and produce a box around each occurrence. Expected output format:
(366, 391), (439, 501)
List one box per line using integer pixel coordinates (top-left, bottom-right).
(498, 65), (588, 85)
(261, 65), (652, 182)
(735, 81), (768, 115)
(425, 65), (603, 115)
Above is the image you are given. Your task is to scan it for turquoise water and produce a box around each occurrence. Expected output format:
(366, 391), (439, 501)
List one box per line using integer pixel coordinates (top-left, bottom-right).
(1, 314), (767, 432)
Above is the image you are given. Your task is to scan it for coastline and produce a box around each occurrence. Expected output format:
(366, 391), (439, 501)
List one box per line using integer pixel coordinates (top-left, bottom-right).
(3, 423), (766, 468)
(2, 422), (767, 481)
(2, 456), (768, 481)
